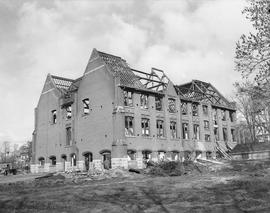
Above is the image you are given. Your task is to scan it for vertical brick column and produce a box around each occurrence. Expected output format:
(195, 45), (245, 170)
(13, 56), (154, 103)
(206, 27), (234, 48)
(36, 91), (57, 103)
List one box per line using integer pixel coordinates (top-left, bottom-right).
(217, 109), (224, 141)
(198, 104), (204, 142)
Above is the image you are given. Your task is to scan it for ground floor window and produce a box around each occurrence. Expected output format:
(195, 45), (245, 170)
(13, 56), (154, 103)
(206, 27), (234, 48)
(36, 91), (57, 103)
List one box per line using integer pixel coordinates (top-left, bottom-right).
(127, 150), (136, 160)
(49, 156), (56, 166)
(206, 151), (212, 159)
(70, 153), (76, 166)
(158, 151), (166, 161)
(38, 157), (45, 166)
(142, 150), (152, 160)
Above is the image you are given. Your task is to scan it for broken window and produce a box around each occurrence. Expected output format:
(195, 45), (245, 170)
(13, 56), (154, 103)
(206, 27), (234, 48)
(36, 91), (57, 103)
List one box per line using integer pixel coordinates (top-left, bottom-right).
(192, 103), (198, 116)
(206, 151), (212, 159)
(155, 96), (162, 111)
(124, 91), (133, 107)
(202, 105), (208, 115)
(213, 108), (218, 125)
(229, 111), (235, 122)
(125, 116), (134, 136)
(214, 127), (219, 141)
(221, 110), (226, 121)
(168, 98), (176, 113)
(205, 134), (211, 142)
(66, 105), (72, 119)
(141, 118), (150, 136)
(38, 157), (45, 166)
(223, 128), (228, 141)
(82, 98), (90, 114)
(66, 127), (72, 146)
(231, 129), (236, 141)
(156, 120), (165, 138)
(182, 123), (189, 139)
(181, 102), (188, 115)
(170, 121), (177, 139)
(204, 120), (209, 130)
(193, 124), (200, 140)
(142, 150), (151, 160)
(70, 153), (76, 166)
(49, 156), (56, 166)
(51, 110), (57, 124)
(140, 94), (149, 109)
(127, 150), (136, 160)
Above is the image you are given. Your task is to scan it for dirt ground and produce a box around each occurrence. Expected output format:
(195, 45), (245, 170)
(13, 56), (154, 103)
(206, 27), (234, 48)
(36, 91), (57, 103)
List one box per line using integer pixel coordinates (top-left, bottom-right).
(1, 161), (270, 213)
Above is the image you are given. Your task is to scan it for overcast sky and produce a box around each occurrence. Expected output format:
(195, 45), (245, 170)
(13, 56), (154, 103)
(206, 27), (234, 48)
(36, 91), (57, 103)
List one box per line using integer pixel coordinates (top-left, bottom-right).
(0, 0), (252, 145)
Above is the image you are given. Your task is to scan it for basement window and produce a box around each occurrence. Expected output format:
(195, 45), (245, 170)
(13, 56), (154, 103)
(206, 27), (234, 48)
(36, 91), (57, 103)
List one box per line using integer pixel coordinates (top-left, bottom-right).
(82, 98), (90, 114)
(181, 102), (187, 115)
(156, 120), (165, 138)
(51, 110), (57, 124)
(125, 116), (134, 136)
(140, 94), (149, 109)
(66, 105), (72, 119)
(182, 123), (189, 139)
(66, 127), (72, 146)
(170, 121), (177, 139)
(124, 91), (133, 107)
(168, 98), (176, 113)
(141, 118), (150, 136)
(193, 124), (200, 140)
(155, 96), (162, 111)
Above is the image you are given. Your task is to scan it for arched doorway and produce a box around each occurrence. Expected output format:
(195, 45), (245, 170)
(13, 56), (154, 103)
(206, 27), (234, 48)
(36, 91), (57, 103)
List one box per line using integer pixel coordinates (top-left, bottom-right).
(100, 150), (111, 169)
(82, 152), (93, 171)
(70, 153), (76, 167)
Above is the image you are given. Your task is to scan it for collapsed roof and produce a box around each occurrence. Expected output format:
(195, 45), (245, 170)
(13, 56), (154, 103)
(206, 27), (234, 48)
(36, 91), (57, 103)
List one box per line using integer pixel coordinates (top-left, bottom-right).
(49, 49), (235, 109)
(175, 80), (236, 109)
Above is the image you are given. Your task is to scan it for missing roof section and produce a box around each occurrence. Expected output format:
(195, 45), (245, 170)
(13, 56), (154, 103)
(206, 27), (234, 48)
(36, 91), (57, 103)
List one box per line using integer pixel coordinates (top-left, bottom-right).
(175, 80), (235, 109)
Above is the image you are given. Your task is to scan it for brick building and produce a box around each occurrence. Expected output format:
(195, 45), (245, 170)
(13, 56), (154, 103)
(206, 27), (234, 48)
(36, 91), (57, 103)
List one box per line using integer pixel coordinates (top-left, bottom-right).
(31, 48), (237, 173)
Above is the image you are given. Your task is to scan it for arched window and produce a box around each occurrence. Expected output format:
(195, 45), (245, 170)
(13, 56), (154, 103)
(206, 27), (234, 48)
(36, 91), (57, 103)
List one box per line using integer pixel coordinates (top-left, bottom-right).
(70, 153), (76, 166)
(49, 156), (56, 166)
(127, 150), (136, 160)
(38, 157), (45, 166)
(61, 154), (67, 161)
(142, 150), (152, 160)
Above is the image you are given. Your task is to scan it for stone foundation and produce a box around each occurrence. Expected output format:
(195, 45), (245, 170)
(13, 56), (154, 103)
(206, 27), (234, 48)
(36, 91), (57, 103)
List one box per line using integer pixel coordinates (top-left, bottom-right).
(111, 158), (128, 169)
